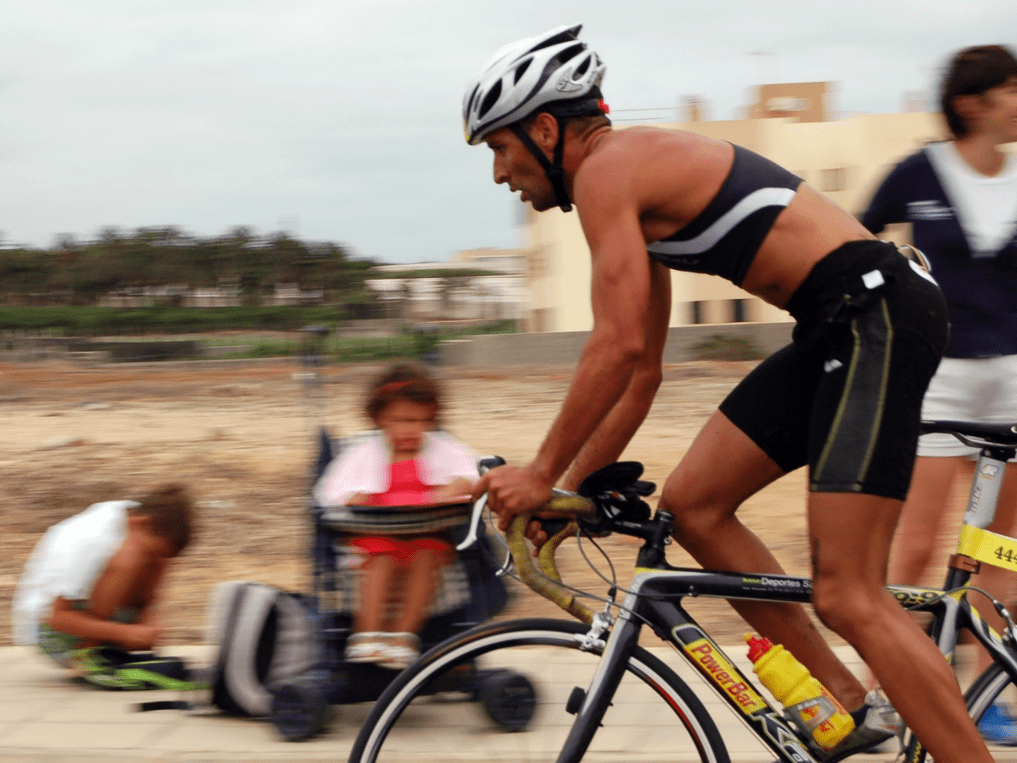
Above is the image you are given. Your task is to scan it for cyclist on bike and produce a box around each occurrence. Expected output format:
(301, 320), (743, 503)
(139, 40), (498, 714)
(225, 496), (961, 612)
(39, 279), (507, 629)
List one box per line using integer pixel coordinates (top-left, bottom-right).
(466, 24), (990, 762)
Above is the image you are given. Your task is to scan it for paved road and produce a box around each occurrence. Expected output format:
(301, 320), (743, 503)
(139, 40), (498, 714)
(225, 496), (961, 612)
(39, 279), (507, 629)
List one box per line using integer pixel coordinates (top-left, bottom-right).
(2, 644), (1015, 762)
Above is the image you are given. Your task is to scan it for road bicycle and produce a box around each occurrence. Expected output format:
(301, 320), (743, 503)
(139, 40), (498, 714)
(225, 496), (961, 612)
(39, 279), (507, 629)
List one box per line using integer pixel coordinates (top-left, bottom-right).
(348, 419), (1017, 762)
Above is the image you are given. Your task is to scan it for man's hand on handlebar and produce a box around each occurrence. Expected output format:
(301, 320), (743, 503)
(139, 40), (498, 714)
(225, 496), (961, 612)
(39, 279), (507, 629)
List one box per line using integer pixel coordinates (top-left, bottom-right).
(472, 464), (555, 531)
(524, 518), (550, 554)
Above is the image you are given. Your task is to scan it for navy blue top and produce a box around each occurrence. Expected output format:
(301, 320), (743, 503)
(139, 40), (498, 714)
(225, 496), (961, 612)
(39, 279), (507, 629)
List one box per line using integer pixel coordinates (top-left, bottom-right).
(862, 147), (1017, 358)
(647, 145), (803, 287)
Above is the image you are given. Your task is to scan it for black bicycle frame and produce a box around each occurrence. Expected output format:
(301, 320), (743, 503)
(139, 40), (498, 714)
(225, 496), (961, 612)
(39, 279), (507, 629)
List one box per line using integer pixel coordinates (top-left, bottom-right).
(556, 562), (1017, 763)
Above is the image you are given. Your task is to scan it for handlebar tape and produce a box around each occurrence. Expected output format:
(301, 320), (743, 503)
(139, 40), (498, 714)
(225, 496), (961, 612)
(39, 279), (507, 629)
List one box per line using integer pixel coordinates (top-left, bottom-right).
(505, 494), (599, 625)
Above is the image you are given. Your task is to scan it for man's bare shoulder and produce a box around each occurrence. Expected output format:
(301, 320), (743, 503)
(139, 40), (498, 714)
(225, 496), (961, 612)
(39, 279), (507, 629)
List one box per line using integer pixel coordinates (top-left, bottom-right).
(574, 127), (733, 228)
(574, 129), (668, 192)
(594, 126), (726, 163)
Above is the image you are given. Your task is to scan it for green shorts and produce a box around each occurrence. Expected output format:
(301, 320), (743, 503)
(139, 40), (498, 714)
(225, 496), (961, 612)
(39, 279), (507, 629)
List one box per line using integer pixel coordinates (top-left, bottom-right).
(37, 604), (140, 667)
(37, 607), (196, 691)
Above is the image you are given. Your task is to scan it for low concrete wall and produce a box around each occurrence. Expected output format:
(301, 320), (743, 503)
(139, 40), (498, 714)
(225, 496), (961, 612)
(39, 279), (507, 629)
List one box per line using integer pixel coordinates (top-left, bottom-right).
(440, 322), (794, 366)
(70, 340), (201, 362)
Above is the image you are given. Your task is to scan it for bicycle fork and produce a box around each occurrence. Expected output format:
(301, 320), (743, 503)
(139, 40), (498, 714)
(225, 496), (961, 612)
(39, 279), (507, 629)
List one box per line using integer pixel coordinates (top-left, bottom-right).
(554, 614), (641, 763)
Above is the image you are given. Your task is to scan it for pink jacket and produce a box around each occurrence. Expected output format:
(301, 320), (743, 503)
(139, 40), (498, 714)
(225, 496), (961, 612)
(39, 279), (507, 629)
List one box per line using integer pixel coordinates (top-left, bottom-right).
(312, 431), (478, 508)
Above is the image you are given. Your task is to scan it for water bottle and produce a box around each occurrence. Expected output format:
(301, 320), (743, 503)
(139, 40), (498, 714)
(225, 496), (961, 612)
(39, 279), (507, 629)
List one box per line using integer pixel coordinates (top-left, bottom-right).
(744, 633), (855, 751)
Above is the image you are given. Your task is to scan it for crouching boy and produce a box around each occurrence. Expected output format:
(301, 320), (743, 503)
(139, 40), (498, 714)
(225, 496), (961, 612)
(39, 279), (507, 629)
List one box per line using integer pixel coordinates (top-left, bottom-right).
(12, 484), (195, 688)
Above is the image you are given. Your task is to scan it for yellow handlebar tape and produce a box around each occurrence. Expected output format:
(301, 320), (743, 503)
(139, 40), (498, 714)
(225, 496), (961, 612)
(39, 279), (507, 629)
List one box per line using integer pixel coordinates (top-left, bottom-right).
(505, 494), (599, 625)
(957, 525), (1017, 573)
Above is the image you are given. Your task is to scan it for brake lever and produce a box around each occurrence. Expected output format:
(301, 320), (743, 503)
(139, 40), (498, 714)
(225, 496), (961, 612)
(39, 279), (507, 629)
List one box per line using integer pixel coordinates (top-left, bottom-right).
(455, 491), (515, 576)
(456, 456), (508, 568)
(633, 479), (656, 497)
(456, 493), (488, 552)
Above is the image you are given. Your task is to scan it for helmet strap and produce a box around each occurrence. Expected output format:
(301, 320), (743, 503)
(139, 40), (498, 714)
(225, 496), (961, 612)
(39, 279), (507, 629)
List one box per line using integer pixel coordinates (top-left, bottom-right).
(509, 117), (573, 212)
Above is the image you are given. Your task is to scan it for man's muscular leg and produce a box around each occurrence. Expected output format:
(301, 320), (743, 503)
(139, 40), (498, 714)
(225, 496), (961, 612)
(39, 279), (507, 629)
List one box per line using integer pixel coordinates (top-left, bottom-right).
(810, 491), (993, 763)
(660, 409), (866, 709)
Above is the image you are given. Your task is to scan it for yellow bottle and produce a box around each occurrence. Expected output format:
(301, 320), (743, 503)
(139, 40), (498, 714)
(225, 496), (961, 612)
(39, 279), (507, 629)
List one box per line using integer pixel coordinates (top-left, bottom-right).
(744, 633), (855, 751)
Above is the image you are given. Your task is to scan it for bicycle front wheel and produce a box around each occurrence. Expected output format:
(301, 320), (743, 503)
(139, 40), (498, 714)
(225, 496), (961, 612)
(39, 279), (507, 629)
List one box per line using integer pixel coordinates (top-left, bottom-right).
(965, 659), (1017, 738)
(348, 617), (729, 763)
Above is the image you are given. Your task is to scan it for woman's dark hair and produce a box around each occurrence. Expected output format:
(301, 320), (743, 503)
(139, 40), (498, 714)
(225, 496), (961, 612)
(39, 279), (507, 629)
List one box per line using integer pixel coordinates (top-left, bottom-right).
(940, 45), (1017, 137)
(365, 364), (441, 424)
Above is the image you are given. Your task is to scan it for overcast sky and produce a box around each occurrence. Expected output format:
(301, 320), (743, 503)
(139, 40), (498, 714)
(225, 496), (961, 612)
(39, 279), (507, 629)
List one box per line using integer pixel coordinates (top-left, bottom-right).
(3, 0), (1015, 263)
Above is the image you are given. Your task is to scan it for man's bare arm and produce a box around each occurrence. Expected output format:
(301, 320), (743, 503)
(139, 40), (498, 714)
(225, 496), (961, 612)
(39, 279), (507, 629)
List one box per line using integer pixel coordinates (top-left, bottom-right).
(478, 165), (658, 520)
(561, 261), (671, 490)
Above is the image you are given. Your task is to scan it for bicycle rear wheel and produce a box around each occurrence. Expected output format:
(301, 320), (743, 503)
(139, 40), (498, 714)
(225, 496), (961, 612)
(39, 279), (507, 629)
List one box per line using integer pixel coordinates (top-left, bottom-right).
(348, 617), (729, 763)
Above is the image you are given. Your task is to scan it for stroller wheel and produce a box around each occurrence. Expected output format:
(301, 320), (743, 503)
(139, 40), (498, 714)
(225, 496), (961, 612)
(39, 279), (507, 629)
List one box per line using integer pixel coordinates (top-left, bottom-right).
(271, 678), (329, 741)
(478, 669), (537, 732)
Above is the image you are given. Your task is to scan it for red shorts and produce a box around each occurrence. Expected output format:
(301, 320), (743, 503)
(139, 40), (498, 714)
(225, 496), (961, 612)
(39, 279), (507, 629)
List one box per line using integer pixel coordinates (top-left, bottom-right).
(351, 536), (454, 565)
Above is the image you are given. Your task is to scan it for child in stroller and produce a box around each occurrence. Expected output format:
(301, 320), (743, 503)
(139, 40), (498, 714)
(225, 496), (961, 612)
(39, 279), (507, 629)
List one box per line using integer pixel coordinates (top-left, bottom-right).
(312, 363), (479, 670)
(208, 358), (533, 742)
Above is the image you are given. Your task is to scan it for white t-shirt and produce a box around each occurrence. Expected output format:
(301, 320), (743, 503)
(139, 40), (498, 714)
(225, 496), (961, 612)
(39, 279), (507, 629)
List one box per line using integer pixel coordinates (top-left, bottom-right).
(925, 141), (1017, 257)
(11, 500), (134, 645)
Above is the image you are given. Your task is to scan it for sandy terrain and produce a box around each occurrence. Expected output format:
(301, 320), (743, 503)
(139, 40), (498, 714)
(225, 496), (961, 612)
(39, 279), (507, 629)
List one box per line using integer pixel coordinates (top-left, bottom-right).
(0, 356), (860, 650)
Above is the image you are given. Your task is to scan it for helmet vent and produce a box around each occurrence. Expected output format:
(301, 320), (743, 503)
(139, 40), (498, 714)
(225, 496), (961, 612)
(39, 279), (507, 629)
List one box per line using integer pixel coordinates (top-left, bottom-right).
(513, 58), (532, 84)
(573, 56), (590, 78)
(464, 85), (480, 117)
(479, 80), (502, 119)
(557, 43), (585, 66)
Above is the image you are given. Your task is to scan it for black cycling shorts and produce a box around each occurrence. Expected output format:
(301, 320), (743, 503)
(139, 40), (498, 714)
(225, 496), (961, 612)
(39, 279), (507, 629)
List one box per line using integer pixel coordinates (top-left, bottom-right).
(718, 240), (948, 500)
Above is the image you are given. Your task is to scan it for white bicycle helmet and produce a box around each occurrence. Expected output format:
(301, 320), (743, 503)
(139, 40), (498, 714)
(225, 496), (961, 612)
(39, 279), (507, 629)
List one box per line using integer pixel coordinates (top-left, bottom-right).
(463, 23), (608, 211)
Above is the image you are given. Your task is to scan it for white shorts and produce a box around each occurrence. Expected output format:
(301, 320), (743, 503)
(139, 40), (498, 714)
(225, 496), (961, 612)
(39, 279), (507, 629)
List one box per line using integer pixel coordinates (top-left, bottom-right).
(918, 355), (1017, 459)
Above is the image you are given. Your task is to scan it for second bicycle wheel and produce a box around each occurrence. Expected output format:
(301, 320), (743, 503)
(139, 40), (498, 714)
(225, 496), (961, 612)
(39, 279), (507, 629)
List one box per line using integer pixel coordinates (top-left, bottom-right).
(965, 659), (1017, 747)
(897, 654), (1017, 760)
(348, 617), (730, 763)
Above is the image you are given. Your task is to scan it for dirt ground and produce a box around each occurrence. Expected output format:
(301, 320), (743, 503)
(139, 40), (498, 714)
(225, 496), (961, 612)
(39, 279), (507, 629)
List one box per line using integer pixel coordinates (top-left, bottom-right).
(1, 356), (848, 650)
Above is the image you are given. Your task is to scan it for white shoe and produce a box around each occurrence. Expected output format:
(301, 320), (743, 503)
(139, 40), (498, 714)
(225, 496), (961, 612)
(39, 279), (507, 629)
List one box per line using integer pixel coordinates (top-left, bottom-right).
(344, 632), (389, 663)
(377, 632), (420, 671)
(838, 690), (903, 756)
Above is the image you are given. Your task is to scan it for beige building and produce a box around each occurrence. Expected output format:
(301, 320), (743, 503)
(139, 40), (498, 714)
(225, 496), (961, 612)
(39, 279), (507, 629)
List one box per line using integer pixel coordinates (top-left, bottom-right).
(521, 84), (951, 333)
(450, 246), (527, 274)
(366, 249), (526, 322)
(748, 81), (832, 122)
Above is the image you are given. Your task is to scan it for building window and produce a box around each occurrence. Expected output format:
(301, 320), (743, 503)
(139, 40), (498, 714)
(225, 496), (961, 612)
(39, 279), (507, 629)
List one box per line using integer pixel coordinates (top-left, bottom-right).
(689, 301), (704, 325)
(819, 168), (847, 192)
(730, 299), (747, 323)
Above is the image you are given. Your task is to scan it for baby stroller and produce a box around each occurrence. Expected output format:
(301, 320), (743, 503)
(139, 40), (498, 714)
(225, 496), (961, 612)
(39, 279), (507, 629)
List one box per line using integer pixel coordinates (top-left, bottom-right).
(267, 366), (537, 740)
